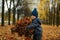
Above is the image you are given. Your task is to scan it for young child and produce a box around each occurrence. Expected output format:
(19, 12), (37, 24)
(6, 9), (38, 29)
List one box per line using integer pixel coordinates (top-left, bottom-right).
(26, 8), (42, 40)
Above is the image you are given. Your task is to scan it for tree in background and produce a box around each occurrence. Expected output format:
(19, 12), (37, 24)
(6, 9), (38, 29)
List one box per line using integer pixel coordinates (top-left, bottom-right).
(5, 0), (12, 25)
(16, 0), (31, 21)
(56, 2), (60, 27)
(1, 0), (4, 26)
(12, 0), (16, 25)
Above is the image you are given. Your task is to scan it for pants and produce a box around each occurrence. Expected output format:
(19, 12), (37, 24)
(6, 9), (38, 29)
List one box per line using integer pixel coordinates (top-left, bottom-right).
(33, 34), (42, 40)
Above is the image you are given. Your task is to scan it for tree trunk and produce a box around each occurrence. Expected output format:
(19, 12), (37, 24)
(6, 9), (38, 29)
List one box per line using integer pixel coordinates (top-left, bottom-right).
(13, 0), (16, 25)
(8, 0), (11, 25)
(56, 3), (59, 27)
(1, 0), (4, 26)
(8, 8), (11, 25)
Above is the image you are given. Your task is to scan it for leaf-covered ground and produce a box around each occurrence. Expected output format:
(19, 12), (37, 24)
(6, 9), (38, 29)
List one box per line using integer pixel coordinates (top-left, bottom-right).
(0, 25), (60, 40)
(42, 25), (60, 40)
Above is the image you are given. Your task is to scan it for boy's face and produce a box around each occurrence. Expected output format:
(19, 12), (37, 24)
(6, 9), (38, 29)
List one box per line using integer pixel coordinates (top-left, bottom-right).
(31, 15), (36, 20)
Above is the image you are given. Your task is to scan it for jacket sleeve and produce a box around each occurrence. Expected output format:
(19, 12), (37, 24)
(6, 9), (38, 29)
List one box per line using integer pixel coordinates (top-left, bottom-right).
(26, 18), (41, 29)
(27, 22), (39, 29)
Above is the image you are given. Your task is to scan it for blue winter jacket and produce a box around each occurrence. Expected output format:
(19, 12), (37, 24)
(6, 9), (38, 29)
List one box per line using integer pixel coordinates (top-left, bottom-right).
(27, 18), (42, 35)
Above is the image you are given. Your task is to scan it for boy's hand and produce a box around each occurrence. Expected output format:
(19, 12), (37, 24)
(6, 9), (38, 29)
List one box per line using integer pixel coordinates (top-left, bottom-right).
(25, 27), (34, 34)
(28, 28), (34, 34)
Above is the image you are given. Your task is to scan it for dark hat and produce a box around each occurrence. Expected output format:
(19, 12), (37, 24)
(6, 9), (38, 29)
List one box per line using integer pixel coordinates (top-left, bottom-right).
(31, 8), (38, 17)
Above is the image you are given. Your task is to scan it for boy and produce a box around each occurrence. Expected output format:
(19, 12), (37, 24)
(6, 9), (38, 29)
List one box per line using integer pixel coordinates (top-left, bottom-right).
(26, 8), (42, 40)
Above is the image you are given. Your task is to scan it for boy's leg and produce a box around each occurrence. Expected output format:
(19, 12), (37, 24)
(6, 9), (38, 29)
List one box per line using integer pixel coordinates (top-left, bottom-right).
(33, 34), (42, 40)
(33, 35), (36, 40)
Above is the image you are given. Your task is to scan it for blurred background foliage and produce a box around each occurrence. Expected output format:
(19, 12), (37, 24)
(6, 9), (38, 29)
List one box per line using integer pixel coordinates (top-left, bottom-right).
(0, 0), (60, 27)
